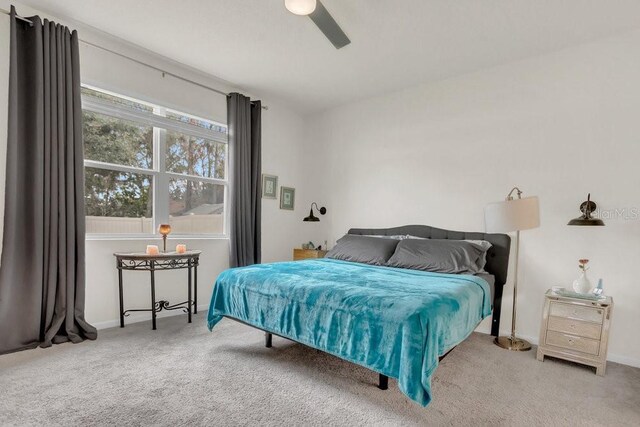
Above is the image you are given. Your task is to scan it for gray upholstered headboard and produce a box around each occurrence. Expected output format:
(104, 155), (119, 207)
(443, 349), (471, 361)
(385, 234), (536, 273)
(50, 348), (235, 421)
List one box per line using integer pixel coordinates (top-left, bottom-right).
(348, 225), (511, 336)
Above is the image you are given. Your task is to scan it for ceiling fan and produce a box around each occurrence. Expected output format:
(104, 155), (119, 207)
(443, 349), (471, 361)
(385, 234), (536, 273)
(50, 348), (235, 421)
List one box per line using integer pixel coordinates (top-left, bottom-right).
(285, 0), (351, 49)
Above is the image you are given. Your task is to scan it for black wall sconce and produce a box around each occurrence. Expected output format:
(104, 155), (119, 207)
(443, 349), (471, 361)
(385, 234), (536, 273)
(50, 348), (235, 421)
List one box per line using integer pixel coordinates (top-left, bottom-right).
(303, 202), (327, 222)
(568, 193), (604, 226)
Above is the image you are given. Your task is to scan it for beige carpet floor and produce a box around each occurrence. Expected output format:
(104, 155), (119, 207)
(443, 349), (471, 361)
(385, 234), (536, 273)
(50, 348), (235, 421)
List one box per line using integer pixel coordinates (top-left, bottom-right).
(1, 315), (639, 426)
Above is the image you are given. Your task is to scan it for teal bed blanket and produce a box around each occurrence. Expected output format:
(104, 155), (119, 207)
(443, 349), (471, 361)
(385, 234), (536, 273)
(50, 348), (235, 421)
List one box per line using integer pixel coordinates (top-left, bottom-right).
(207, 258), (491, 406)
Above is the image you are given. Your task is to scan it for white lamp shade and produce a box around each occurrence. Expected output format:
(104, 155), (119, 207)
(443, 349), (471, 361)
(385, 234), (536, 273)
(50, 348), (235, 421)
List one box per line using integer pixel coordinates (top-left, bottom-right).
(285, 0), (317, 15)
(485, 196), (540, 233)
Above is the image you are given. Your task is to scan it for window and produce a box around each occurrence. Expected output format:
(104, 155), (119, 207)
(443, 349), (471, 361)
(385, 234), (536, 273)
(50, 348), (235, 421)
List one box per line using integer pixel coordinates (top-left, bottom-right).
(82, 86), (228, 236)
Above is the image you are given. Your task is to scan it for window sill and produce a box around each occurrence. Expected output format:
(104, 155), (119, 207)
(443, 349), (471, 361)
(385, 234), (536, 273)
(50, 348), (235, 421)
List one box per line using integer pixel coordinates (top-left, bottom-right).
(86, 235), (229, 241)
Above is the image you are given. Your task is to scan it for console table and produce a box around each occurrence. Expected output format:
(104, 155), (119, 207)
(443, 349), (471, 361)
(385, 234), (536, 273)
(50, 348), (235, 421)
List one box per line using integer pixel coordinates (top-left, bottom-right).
(114, 250), (201, 330)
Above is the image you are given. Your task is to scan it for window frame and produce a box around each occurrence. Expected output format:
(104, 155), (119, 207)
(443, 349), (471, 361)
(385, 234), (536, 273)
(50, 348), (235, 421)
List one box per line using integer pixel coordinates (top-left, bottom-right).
(82, 85), (229, 239)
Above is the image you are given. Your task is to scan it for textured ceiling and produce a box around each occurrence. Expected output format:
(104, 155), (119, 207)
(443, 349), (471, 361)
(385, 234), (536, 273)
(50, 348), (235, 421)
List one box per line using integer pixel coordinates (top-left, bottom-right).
(16, 0), (640, 113)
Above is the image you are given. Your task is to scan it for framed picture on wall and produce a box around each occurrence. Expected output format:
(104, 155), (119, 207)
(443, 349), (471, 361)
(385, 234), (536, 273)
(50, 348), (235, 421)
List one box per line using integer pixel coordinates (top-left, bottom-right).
(261, 174), (278, 199)
(280, 187), (295, 210)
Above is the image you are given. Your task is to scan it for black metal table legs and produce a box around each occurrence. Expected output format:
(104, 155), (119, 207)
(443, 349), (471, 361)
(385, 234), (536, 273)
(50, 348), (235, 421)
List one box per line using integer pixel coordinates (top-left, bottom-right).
(194, 265), (198, 314)
(187, 260), (192, 324)
(150, 260), (157, 330)
(118, 261), (124, 328)
(115, 253), (200, 330)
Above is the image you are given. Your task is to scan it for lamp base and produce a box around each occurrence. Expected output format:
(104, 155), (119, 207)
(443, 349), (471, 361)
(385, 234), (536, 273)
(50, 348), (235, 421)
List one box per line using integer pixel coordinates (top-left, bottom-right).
(494, 336), (532, 351)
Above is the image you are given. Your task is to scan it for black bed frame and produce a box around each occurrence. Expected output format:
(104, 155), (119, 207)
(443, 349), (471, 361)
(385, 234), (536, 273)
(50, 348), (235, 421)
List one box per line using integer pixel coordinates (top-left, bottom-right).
(227, 225), (511, 391)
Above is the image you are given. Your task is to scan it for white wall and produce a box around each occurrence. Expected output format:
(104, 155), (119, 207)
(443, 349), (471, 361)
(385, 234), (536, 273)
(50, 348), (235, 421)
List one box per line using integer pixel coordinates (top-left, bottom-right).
(308, 29), (640, 367)
(0, 6), (325, 329)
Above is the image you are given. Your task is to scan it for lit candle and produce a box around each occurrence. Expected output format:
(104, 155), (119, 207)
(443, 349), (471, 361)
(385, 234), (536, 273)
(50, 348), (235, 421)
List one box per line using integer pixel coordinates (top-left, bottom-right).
(176, 244), (187, 254)
(158, 224), (172, 252)
(146, 245), (159, 255)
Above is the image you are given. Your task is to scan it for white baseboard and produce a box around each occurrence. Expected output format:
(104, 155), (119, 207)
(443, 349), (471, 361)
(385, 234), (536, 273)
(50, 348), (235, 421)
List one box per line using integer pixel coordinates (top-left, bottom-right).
(511, 332), (640, 369)
(91, 304), (210, 330)
(92, 309), (640, 369)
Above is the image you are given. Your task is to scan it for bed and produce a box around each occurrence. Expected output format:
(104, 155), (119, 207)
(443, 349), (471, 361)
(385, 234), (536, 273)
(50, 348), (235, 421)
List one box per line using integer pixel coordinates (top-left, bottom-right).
(207, 225), (510, 406)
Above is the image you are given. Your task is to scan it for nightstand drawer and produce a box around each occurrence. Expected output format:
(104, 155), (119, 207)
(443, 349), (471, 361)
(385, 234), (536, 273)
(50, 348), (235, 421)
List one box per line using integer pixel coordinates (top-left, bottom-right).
(545, 330), (600, 356)
(549, 302), (603, 323)
(547, 316), (601, 340)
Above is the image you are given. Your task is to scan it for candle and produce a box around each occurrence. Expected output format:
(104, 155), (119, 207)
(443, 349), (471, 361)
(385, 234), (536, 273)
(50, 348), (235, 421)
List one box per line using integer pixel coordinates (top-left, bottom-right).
(176, 244), (187, 254)
(158, 224), (172, 252)
(146, 245), (159, 255)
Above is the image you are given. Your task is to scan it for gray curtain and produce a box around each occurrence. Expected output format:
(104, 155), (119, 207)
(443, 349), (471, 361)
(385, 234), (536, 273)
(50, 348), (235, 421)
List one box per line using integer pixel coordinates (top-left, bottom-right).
(0, 7), (96, 354)
(228, 93), (262, 267)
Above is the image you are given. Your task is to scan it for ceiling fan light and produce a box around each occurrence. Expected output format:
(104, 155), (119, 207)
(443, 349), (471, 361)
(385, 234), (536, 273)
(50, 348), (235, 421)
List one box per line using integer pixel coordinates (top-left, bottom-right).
(285, 0), (317, 16)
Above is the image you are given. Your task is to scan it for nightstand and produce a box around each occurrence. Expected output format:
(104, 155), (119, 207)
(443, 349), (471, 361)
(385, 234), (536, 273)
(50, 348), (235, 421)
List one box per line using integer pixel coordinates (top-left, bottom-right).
(293, 248), (328, 261)
(537, 289), (613, 376)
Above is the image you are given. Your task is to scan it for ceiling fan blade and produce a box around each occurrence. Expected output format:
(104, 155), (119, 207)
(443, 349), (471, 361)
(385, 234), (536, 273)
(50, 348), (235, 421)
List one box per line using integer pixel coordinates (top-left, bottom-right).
(309, 0), (350, 49)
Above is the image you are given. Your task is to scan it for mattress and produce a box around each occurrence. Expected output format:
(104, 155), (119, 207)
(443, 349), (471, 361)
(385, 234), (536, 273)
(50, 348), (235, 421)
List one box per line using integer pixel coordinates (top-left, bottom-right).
(476, 273), (495, 304)
(207, 259), (492, 406)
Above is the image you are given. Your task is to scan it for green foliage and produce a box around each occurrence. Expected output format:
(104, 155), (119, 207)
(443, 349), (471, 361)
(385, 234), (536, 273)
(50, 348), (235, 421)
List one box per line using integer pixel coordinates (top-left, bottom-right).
(83, 111), (153, 218)
(83, 111), (225, 218)
(166, 131), (226, 213)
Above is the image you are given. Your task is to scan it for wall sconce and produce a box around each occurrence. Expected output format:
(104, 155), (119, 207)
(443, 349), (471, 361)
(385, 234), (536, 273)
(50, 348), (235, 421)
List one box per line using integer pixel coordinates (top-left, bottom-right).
(303, 202), (327, 222)
(567, 194), (604, 226)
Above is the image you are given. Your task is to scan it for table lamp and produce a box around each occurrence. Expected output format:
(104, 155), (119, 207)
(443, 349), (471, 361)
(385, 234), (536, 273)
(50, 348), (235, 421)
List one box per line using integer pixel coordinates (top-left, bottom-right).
(158, 224), (171, 252)
(485, 187), (540, 351)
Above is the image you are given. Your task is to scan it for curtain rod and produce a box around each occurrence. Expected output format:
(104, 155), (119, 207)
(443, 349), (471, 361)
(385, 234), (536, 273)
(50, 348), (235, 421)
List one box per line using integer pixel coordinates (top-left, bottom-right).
(0, 7), (269, 110)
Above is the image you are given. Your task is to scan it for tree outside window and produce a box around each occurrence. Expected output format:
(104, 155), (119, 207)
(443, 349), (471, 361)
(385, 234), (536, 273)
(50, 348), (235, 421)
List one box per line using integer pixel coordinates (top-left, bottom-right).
(82, 86), (228, 235)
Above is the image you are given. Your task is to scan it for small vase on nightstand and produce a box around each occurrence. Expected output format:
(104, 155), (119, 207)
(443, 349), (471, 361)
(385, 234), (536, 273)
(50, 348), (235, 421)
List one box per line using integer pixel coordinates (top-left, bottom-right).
(573, 259), (592, 294)
(573, 271), (592, 293)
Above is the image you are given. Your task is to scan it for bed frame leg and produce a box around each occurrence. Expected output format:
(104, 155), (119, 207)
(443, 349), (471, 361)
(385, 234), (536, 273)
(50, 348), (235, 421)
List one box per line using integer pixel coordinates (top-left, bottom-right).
(378, 374), (388, 390)
(265, 332), (272, 348)
(491, 284), (504, 337)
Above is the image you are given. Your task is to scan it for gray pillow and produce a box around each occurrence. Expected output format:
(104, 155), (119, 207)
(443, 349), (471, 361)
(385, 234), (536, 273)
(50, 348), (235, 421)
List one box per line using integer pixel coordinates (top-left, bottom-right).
(386, 239), (487, 274)
(326, 235), (399, 266)
(465, 240), (492, 272)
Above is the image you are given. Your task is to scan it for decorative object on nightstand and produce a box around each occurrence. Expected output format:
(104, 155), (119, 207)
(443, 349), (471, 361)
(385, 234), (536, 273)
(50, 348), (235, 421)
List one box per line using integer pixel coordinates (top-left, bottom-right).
(573, 259), (593, 294)
(567, 193), (604, 226)
(593, 278), (604, 296)
(280, 187), (295, 210)
(158, 224), (171, 252)
(303, 202), (327, 221)
(485, 186), (540, 351)
(293, 248), (328, 261)
(537, 289), (613, 376)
